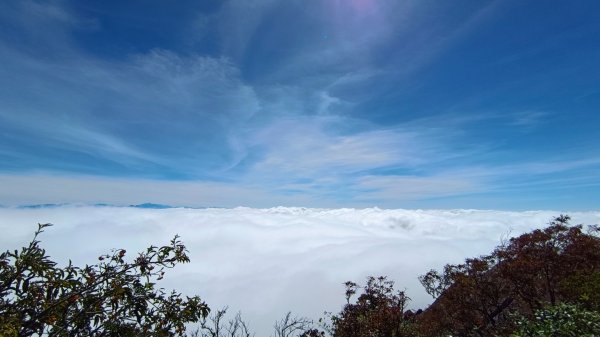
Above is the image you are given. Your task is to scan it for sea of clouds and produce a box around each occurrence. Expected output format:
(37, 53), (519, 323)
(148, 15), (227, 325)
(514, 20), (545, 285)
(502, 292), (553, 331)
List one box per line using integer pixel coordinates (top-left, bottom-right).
(1, 206), (599, 335)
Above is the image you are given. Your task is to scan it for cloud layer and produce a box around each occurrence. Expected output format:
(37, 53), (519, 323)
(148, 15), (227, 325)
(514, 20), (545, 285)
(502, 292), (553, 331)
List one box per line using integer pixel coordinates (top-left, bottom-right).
(2, 206), (599, 334)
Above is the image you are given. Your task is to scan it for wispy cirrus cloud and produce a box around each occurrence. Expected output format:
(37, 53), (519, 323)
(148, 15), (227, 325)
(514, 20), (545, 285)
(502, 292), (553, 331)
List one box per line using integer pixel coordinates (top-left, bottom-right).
(0, 0), (483, 186)
(0, 36), (260, 176)
(1, 0), (599, 209)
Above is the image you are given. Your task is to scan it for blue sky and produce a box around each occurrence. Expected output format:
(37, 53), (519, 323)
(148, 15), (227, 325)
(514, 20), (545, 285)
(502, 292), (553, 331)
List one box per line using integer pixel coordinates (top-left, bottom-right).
(0, 0), (599, 209)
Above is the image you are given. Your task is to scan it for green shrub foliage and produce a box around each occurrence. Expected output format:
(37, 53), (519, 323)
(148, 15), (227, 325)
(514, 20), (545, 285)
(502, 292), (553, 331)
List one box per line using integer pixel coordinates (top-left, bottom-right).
(511, 303), (600, 337)
(0, 223), (209, 337)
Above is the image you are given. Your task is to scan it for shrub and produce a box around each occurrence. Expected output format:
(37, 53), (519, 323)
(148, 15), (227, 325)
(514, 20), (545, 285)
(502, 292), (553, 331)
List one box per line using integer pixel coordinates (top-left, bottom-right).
(0, 223), (210, 337)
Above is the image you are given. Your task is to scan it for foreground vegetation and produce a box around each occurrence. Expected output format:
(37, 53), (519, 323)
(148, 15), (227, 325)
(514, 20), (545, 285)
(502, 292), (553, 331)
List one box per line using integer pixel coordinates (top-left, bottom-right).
(1, 216), (599, 336)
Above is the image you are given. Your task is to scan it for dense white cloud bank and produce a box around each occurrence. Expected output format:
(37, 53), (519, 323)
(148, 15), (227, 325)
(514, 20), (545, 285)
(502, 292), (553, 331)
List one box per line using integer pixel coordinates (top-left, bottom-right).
(1, 206), (599, 334)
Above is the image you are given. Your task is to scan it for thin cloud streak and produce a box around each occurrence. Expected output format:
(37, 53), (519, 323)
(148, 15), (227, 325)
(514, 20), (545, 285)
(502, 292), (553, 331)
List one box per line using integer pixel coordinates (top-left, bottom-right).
(1, 148), (599, 209)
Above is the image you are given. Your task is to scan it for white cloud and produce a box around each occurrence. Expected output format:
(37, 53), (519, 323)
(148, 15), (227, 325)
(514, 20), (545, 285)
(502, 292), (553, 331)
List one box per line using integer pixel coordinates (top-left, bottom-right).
(2, 172), (475, 208)
(1, 206), (598, 335)
(0, 41), (261, 172)
(355, 174), (481, 201)
(0, 0), (512, 197)
(0, 174), (316, 208)
(245, 116), (454, 177)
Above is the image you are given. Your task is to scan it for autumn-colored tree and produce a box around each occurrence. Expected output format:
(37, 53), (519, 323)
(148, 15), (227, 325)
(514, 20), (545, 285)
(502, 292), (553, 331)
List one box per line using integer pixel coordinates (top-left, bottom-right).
(418, 215), (600, 337)
(418, 255), (514, 336)
(493, 215), (600, 314)
(329, 276), (418, 337)
(0, 223), (210, 337)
